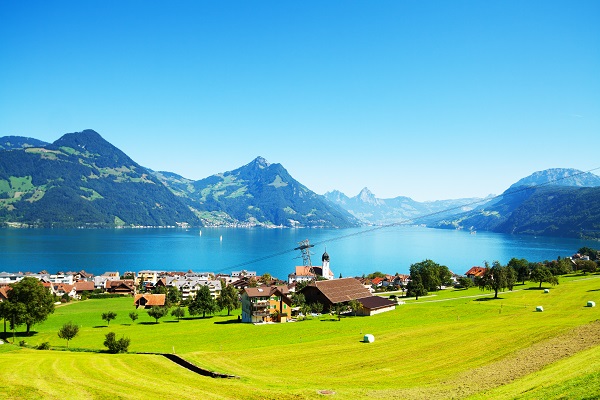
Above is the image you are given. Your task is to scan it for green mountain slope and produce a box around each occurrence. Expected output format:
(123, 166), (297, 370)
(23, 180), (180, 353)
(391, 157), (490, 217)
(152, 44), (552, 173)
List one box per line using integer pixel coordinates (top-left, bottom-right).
(155, 157), (359, 228)
(434, 169), (600, 239)
(0, 130), (198, 227)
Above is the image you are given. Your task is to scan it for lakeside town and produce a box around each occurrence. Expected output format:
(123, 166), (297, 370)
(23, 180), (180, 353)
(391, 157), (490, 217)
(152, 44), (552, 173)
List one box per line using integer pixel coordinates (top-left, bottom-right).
(2, 246), (598, 326)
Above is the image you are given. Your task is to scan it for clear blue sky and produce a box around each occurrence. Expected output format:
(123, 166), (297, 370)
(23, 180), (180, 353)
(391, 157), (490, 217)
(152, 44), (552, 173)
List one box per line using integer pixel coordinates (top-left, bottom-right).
(1, 1), (598, 201)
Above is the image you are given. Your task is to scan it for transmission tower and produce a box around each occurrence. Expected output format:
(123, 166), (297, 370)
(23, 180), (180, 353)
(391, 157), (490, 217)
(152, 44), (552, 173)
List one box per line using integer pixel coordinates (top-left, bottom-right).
(294, 239), (315, 268)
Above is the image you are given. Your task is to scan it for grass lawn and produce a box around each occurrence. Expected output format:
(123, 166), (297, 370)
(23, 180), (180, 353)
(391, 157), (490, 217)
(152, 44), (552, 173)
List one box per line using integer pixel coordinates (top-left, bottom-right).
(1, 274), (599, 399)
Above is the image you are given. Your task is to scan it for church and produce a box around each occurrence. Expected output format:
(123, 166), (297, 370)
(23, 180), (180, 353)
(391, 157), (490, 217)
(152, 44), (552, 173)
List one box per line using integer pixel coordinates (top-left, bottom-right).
(287, 250), (334, 284)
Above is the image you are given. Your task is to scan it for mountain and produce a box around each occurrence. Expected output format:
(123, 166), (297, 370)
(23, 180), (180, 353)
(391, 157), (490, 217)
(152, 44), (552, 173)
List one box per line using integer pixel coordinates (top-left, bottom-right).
(155, 156), (359, 228)
(0, 136), (49, 151)
(508, 168), (600, 189)
(434, 168), (600, 239)
(324, 187), (489, 225)
(0, 130), (197, 228)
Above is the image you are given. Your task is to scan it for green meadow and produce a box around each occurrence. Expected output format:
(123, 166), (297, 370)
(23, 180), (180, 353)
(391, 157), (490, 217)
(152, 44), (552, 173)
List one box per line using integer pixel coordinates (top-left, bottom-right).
(1, 275), (599, 399)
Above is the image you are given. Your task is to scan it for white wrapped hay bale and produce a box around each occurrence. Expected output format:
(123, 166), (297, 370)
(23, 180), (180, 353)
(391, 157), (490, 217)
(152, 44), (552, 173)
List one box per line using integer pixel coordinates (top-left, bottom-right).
(544, 289), (550, 293)
(363, 334), (375, 343)
(587, 301), (596, 307)
(536, 306), (544, 312)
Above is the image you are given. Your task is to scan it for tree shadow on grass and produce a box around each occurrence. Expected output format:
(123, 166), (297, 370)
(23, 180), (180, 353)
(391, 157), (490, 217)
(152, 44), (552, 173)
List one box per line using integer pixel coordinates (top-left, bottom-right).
(139, 322), (158, 325)
(163, 320), (179, 323)
(3, 331), (39, 338)
(214, 319), (240, 325)
(587, 289), (600, 292)
(321, 318), (340, 322)
(475, 297), (503, 302)
(93, 325), (108, 328)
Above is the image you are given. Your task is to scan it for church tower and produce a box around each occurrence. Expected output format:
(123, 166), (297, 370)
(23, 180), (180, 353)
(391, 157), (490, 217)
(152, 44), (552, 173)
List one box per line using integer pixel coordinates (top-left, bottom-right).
(322, 249), (333, 279)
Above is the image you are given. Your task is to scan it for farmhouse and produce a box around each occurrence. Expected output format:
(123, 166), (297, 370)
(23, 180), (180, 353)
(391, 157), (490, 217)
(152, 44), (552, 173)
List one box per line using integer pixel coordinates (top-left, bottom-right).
(301, 277), (396, 315)
(134, 293), (166, 309)
(241, 286), (292, 323)
(465, 266), (486, 281)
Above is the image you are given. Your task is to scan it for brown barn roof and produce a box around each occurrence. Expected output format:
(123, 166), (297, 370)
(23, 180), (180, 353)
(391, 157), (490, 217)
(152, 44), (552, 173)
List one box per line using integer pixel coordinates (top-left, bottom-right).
(465, 266), (486, 277)
(357, 296), (396, 310)
(308, 278), (371, 304)
(134, 293), (166, 306)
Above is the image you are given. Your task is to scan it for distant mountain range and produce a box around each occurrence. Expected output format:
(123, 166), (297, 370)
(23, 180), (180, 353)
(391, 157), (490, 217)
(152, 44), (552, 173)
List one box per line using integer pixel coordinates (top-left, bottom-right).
(324, 187), (491, 225)
(1, 129), (599, 238)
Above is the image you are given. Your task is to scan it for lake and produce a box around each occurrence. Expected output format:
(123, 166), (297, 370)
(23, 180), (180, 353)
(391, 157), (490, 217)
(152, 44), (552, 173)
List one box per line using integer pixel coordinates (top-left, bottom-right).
(0, 226), (597, 279)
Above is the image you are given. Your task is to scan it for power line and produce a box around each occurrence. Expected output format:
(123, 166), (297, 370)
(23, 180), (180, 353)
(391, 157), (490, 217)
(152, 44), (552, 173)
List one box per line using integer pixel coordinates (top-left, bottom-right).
(218, 167), (600, 274)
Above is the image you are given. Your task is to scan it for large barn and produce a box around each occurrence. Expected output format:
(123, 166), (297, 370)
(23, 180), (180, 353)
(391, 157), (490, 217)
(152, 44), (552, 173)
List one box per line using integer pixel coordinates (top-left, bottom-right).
(300, 278), (396, 316)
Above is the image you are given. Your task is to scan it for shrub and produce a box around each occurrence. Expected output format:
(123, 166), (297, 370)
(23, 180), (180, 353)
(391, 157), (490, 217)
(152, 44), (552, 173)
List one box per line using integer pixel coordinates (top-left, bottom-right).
(19, 340), (27, 347)
(103, 332), (130, 354)
(37, 342), (51, 350)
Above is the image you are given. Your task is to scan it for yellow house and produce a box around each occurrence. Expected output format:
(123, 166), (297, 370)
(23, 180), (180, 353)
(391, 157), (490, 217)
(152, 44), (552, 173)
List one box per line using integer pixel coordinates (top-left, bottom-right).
(241, 286), (292, 323)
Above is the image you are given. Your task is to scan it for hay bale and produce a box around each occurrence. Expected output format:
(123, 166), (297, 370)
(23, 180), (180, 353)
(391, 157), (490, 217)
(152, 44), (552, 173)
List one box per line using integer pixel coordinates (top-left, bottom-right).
(544, 289), (550, 293)
(536, 306), (544, 312)
(587, 301), (596, 308)
(363, 334), (375, 343)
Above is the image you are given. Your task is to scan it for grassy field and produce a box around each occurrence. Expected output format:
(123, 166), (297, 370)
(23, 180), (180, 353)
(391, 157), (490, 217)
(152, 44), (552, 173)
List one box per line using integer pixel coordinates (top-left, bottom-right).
(1, 274), (599, 399)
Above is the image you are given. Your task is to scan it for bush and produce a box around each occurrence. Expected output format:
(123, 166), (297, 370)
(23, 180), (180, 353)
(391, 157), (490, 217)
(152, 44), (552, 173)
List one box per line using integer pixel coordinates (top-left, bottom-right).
(103, 332), (130, 353)
(19, 340), (27, 347)
(37, 342), (51, 350)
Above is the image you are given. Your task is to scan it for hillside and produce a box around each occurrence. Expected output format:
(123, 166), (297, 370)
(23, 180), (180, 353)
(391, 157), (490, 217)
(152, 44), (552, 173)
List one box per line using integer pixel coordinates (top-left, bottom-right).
(434, 168), (600, 239)
(0, 130), (197, 228)
(325, 187), (489, 225)
(0, 136), (49, 150)
(156, 157), (359, 228)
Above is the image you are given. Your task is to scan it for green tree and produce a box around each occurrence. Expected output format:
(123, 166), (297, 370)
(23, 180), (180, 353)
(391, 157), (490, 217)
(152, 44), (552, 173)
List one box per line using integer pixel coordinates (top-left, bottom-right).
(217, 284), (240, 316)
(348, 299), (363, 316)
(103, 332), (130, 353)
(507, 257), (530, 284)
(7, 277), (55, 335)
(410, 260), (452, 291)
(477, 261), (513, 299)
(128, 311), (138, 323)
(310, 302), (324, 314)
(188, 286), (218, 318)
(101, 311), (117, 326)
(171, 306), (185, 321)
(366, 271), (386, 279)
(530, 264), (559, 288)
(406, 273), (427, 300)
(578, 247), (598, 261)
(57, 321), (79, 348)
(147, 306), (168, 323)
(457, 276), (473, 289)
(259, 272), (272, 284)
(576, 260), (597, 275)
(291, 292), (306, 307)
(332, 303), (346, 321)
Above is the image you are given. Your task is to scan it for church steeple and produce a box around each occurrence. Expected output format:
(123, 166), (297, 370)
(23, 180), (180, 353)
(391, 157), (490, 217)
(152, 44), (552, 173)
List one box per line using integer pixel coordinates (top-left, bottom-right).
(322, 248), (332, 279)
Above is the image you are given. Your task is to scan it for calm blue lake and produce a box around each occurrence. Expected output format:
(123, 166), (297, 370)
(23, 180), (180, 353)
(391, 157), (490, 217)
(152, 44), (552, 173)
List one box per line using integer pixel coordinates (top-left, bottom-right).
(0, 227), (597, 278)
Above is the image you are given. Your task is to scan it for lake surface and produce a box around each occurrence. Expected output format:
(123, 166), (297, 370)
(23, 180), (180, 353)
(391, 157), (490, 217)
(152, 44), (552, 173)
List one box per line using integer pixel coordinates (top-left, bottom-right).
(1, 227), (597, 279)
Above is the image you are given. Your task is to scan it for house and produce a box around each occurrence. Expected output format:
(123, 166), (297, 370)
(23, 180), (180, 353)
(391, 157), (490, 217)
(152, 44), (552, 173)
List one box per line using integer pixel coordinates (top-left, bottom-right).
(465, 266), (486, 281)
(51, 283), (76, 298)
(241, 286), (293, 323)
(300, 277), (396, 315)
(105, 280), (136, 295)
(137, 270), (164, 286)
(0, 286), (9, 302)
(73, 281), (95, 297)
(134, 293), (166, 309)
(232, 270), (256, 278)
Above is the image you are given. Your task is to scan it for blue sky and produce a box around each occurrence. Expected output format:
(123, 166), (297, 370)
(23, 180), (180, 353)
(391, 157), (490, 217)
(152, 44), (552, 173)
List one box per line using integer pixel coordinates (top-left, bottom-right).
(1, 1), (598, 201)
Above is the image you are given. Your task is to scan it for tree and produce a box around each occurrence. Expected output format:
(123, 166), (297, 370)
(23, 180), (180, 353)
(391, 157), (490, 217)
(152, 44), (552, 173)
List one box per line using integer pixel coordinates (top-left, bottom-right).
(57, 321), (79, 348)
(409, 260), (452, 291)
(128, 311), (138, 323)
(530, 264), (559, 288)
(259, 272), (272, 284)
(406, 273), (427, 300)
(103, 332), (130, 354)
(348, 299), (363, 316)
(332, 303), (346, 321)
(310, 302), (323, 314)
(577, 260), (598, 275)
(578, 247), (598, 261)
(477, 261), (513, 299)
(291, 292), (306, 307)
(171, 306), (185, 321)
(217, 284), (240, 316)
(507, 258), (530, 284)
(7, 277), (55, 335)
(147, 306), (168, 323)
(366, 271), (386, 280)
(101, 311), (117, 326)
(188, 286), (218, 318)
(457, 276), (473, 289)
